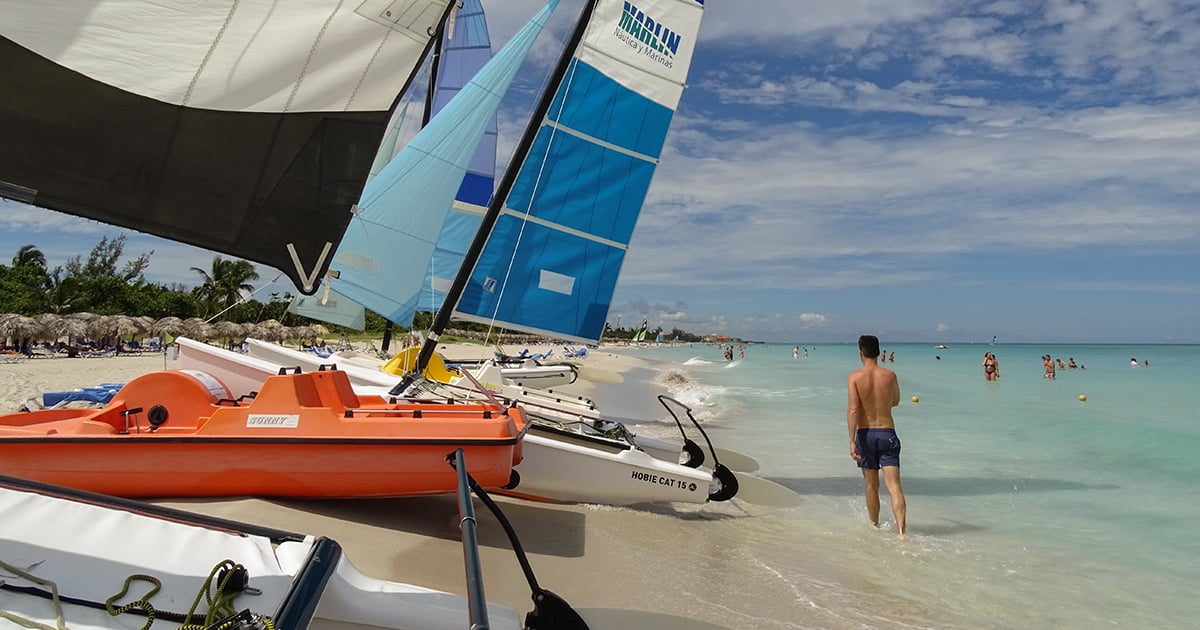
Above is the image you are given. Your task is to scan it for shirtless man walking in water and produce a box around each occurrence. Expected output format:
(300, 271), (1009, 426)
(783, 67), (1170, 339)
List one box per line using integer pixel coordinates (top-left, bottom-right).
(848, 335), (907, 538)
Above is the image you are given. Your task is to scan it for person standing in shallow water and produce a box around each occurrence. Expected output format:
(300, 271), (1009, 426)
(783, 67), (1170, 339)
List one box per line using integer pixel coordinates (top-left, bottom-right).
(847, 335), (907, 539)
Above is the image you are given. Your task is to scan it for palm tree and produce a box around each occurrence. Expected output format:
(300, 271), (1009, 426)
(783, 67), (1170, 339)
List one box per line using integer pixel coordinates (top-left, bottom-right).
(11, 245), (47, 270)
(190, 256), (260, 315)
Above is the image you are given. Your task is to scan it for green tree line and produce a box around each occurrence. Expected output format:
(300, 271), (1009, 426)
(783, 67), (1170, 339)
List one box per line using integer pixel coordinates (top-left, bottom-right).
(2, 237), (706, 343)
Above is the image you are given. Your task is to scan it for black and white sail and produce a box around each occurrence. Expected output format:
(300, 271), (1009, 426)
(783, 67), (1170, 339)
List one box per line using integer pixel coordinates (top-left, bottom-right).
(0, 0), (457, 293)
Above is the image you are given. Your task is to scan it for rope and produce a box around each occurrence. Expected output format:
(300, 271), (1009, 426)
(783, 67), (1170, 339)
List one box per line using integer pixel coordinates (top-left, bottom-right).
(0, 560), (66, 630)
(2, 557), (273, 630)
(105, 573), (162, 630)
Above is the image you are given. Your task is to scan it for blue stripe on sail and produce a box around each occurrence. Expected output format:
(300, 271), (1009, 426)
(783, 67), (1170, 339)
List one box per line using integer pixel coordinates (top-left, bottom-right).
(458, 214), (624, 340)
(456, 168), (494, 207)
(549, 59), (674, 159)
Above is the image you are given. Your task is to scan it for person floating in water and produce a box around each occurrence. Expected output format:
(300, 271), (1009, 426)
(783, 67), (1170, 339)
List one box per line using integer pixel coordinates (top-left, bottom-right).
(847, 334), (907, 539)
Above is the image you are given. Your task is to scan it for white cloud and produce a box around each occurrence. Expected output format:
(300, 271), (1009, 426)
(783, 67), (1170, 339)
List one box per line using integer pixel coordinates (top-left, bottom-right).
(799, 313), (828, 328)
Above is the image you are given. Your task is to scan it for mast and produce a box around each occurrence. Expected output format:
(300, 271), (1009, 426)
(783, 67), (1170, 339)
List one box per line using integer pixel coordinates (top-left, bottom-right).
(383, 2), (455, 354)
(416, 0), (599, 372)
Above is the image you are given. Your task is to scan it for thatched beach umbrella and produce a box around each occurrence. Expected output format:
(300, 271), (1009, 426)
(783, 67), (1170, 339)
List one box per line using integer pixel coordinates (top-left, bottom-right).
(150, 316), (186, 337)
(105, 314), (145, 340)
(182, 317), (212, 341)
(56, 315), (90, 345)
(0, 314), (41, 341)
(211, 320), (247, 345)
(252, 319), (287, 343)
(33, 314), (61, 340)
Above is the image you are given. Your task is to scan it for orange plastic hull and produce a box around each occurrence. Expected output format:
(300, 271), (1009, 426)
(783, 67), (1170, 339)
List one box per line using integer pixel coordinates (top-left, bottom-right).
(0, 369), (526, 498)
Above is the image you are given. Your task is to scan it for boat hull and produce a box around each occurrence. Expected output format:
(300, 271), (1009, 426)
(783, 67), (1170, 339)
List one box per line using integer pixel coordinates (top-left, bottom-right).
(0, 367), (525, 498)
(504, 423), (710, 505)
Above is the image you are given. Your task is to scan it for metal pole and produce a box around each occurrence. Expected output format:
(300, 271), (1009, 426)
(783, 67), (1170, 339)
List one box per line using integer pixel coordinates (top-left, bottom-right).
(451, 448), (490, 629)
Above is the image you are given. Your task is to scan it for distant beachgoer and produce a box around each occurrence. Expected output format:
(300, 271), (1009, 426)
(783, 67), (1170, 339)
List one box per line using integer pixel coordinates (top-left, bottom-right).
(739, 346), (745, 359)
(888, 351), (895, 363)
(804, 347), (809, 358)
(1144, 360), (1150, 366)
(935, 355), (941, 360)
(1044, 354), (1056, 379)
(1130, 357), (1138, 367)
(847, 335), (907, 539)
(1068, 358), (1077, 369)
(983, 352), (999, 381)
(792, 346), (799, 359)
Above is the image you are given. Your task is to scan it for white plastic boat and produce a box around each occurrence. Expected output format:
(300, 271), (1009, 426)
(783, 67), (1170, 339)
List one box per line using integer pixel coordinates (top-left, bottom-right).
(0, 472), (568, 630)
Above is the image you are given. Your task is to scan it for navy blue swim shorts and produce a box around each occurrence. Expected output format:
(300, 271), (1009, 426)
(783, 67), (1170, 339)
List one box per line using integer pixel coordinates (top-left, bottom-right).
(855, 428), (901, 470)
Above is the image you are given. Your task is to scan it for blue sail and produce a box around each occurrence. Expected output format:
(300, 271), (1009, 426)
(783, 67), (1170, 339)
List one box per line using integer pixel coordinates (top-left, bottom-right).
(418, 0), (497, 315)
(289, 0), (496, 330)
(453, 0), (706, 343)
(327, 0), (558, 326)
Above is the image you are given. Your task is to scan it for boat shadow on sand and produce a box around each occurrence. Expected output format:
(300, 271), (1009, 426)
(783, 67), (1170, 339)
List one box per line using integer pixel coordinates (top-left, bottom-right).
(767, 475), (1120, 497)
(287, 495), (587, 558)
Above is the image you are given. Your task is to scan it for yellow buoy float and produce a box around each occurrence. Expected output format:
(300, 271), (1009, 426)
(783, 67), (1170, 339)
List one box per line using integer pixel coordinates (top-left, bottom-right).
(1079, 394), (1087, 402)
(911, 396), (920, 403)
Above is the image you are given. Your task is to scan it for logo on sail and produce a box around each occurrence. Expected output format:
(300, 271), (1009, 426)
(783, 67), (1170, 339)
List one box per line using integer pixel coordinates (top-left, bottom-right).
(614, 2), (681, 69)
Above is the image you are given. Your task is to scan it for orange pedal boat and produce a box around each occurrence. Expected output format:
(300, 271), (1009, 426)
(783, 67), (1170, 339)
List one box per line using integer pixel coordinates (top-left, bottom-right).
(0, 367), (527, 498)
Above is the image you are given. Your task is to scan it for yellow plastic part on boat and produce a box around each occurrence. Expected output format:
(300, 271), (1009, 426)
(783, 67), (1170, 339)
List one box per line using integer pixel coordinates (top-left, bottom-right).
(380, 347), (458, 383)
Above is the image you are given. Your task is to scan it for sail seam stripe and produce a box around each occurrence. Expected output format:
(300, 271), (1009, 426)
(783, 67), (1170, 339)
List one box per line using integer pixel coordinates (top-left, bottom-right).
(497, 207), (628, 250)
(544, 119), (658, 164)
(287, 0), (347, 112)
(185, 0), (241, 106)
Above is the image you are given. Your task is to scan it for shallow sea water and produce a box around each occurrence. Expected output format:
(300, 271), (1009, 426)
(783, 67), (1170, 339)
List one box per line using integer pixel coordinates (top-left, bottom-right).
(592, 342), (1199, 629)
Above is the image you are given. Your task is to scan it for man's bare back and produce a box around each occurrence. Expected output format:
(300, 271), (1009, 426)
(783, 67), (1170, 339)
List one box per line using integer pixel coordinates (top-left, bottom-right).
(847, 362), (900, 433)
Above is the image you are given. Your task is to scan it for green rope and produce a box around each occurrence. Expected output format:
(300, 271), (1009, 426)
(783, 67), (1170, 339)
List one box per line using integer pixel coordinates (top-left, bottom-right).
(104, 573), (162, 630)
(0, 560), (67, 630)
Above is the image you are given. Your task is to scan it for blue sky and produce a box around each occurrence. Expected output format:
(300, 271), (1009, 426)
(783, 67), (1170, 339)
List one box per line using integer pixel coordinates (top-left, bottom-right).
(4, 0), (1199, 344)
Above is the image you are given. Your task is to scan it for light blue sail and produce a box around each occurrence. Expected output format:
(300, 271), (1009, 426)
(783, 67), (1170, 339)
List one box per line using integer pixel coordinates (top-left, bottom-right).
(326, 0), (558, 326)
(454, 0), (706, 343)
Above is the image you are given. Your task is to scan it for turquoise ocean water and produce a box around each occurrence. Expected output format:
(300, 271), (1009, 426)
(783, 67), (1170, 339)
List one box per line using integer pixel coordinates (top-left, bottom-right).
(593, 342), (1198, 629)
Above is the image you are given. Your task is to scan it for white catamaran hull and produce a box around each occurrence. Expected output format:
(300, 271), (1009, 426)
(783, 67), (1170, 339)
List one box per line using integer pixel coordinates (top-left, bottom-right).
(177, 338), (715, 506)
(246, 338), (577, 389)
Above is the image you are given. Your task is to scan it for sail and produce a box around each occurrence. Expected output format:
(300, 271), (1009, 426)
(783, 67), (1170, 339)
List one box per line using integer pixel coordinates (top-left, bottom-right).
(289, 0), (496, 331)
(326, 0), (559, 326)
(287, 293), (366, 331)
(418, 0), (499, 316)
(453, 0), (706, 343)
(0, 1), (457, 294)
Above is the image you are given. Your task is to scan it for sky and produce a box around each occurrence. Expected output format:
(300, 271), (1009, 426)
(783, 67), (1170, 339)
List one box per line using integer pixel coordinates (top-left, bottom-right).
(3, 0), (1199, 344)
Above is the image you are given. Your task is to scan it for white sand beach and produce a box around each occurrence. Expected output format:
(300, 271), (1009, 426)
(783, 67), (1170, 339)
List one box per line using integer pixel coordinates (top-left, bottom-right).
(0, 342), (733, 628)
